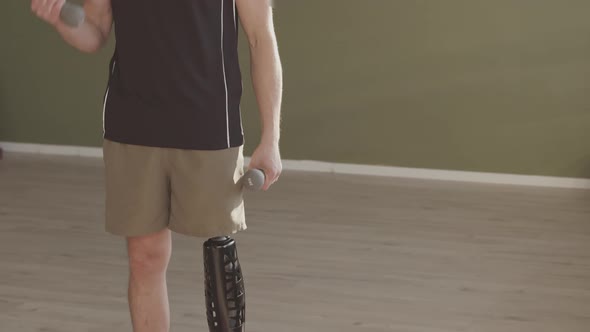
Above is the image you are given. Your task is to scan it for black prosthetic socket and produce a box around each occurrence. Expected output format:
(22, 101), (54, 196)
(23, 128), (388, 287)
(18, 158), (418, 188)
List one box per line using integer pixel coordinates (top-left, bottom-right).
(203, 237), (246, 332)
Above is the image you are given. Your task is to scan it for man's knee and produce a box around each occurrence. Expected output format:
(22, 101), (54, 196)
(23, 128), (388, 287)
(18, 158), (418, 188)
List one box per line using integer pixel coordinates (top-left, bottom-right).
(127, 229), (172, 276)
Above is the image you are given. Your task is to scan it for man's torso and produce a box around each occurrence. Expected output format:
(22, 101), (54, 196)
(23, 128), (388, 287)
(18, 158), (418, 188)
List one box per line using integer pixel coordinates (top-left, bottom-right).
(104, 0), (244, 150)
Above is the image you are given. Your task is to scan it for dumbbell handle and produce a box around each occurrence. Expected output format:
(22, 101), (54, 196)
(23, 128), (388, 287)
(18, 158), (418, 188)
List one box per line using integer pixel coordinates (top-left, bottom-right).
(60, 1), (85, 28)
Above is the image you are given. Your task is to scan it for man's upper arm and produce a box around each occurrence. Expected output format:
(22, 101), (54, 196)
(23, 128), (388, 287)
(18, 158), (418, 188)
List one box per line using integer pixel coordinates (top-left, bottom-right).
(85, 0), (113, 40)
(236, 0), (276, 47)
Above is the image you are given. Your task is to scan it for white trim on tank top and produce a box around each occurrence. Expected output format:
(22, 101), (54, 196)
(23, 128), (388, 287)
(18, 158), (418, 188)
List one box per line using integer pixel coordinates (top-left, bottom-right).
(221, 0), (230, 147)
(102, 61), (116, 135)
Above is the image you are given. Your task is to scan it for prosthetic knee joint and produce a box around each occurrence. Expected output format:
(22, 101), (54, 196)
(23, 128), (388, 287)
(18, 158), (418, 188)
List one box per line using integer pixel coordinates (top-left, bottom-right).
(203, 236), (246, 332)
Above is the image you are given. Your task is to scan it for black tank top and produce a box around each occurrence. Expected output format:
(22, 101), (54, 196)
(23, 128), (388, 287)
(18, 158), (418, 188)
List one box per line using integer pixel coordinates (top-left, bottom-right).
(103, 0), (243, 150)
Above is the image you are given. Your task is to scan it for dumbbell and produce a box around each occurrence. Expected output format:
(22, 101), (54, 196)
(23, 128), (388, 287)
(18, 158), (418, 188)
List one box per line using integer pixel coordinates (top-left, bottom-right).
(60, 1), (85, 28)
(241, 169), (265, 191)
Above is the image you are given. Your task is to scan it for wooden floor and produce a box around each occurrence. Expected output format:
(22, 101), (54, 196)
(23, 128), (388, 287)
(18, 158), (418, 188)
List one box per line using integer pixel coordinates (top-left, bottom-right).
(1, 153), (589, 332)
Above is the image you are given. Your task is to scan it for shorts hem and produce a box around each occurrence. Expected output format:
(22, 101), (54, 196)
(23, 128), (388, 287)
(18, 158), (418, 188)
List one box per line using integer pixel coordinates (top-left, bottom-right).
(105, 224), (170, 238)
(167, 223), (248, 238)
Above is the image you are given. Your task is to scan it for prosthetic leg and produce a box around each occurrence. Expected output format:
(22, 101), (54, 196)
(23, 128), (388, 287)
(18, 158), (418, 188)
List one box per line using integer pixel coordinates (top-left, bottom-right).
(203, 236), (246, 332)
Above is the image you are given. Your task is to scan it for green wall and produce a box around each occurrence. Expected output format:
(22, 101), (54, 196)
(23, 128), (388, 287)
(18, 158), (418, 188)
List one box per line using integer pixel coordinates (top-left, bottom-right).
(2, 0), (589, 178)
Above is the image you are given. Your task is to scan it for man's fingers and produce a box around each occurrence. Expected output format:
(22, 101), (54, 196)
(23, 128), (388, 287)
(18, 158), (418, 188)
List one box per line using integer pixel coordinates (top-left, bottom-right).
(259, 168), (271, 191)
(31, 0), (39, 12)
(262, 178), (272, 191)
(33, 0), (44, 16)
(49, 0), (65, 21)
(46, 0), (61, 21)
(261, 168), (281, 191)
(32, 0), (62, 24)
(39, 0), (51, 17)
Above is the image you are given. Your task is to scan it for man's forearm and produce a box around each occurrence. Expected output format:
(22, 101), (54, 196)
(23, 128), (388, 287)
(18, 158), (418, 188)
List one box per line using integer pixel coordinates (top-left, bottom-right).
(249, 38), (283, 145)
(56, 20), (108, 53)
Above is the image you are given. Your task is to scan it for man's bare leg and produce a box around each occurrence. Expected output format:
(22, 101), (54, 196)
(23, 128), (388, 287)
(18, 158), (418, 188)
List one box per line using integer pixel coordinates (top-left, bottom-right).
(127, 228), (172, 332)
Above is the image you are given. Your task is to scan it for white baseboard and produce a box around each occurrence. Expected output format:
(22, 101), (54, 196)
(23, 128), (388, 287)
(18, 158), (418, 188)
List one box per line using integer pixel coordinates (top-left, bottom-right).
(0, 142), (103, 158)
(2, 141), (590, 189)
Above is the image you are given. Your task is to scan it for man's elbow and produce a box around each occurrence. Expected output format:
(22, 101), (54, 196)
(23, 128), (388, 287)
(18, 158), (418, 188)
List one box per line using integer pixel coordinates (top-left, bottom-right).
(79, 45), (100, 54)
(248, 32), (276, 51)
(78, 39), (107, 54)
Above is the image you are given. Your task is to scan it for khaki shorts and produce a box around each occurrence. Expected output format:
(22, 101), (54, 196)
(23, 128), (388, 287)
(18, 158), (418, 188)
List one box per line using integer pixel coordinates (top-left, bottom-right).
(102, 139), (246, 238)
